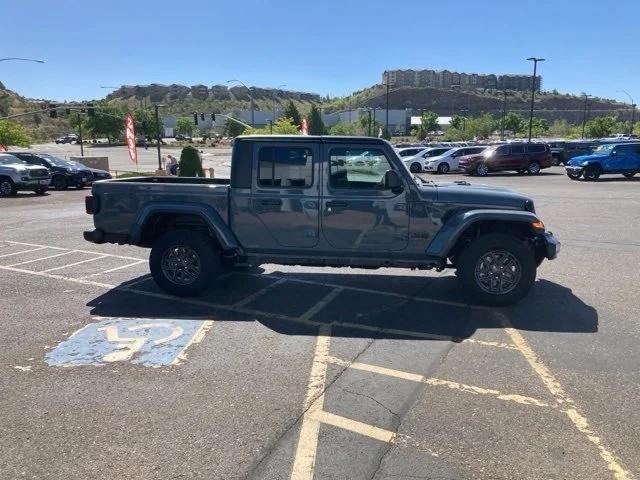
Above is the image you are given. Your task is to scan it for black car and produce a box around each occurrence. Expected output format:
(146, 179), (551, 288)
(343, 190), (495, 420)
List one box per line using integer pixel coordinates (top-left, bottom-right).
(10, 152), (93, 190)
(55, 134), (79, 144)
(175, 133), (192, 142)
(88, 167), (112, 181)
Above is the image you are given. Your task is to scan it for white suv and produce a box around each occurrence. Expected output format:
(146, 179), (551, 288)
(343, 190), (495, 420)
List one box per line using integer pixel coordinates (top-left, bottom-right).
(0, 153), (51, 196)
(403, 147), (452, 173)
(423, 146), (487, 174)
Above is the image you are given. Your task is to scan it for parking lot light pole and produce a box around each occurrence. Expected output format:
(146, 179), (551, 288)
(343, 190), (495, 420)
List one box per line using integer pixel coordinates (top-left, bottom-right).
(526, 57), (544, 143)
(617, 90), (636, 135)
(385, 82), (391, 137)
(227, 79), (254, 127)
(501, 90), (508, 140)
(581, 94), (592, 139)
(154, 104), (166, 171)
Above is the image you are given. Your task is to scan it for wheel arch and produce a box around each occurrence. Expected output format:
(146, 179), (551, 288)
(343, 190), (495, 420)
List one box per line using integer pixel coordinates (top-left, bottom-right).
(131, 203), (240, 252)
(426, 210), (541, 261)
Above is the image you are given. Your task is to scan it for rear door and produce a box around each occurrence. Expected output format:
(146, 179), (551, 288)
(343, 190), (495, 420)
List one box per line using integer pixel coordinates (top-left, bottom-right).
(321, 144), (409, 251)
(247, 142), (320, 249)
(509, 144), (527, 169)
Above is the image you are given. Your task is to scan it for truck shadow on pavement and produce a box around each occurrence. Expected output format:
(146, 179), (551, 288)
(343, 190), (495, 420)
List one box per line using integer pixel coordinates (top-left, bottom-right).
(87, 272), (597, 342)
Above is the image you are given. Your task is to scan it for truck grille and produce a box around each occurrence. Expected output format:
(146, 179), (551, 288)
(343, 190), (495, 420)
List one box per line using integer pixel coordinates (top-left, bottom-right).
(29, 168), (50, 178)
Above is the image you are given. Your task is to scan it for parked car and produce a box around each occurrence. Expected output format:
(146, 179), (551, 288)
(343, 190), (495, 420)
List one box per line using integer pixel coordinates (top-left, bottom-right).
(84, 135), (560, 306)
(88, 167), (112, 181)
(395, 147), (428, 158)
(422, 146), (487, 174)
(565, 142), (640, 181)
(0, 153), (51, 196)
(403, 147), (452, 173)
(10, 152), (93, 190)
(54, 134), (79, 144)
(458, 143), (553, 176)
(548, 140), (598, 165)
(175, 133), (193, 142)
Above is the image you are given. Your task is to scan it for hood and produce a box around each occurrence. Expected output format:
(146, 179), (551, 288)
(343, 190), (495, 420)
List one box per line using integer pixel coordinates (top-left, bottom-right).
(419, 181), (532, 210)
(568, 153), (607, 165)
(0, 163), (48, 172)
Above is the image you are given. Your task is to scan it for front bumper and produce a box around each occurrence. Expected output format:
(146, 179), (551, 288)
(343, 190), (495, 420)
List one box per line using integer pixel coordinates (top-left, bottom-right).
(16, 178), (51, 189)
(540, 232), (561, 260)
(424, 164), (437, 171)
(565, 166), (584, 175)
(69, 172), (93, 186)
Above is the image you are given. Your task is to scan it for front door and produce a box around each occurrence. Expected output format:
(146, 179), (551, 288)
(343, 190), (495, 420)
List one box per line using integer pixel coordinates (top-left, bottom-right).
(248, 142), (320, 249)
(321, 144), (409, 251)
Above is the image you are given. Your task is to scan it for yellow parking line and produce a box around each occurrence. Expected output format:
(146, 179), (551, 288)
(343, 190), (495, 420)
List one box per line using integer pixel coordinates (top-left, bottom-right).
(291, 324), (331, 480)
(323, 356), (550, 408)
(172, 320), (214, 365)
(498, 313), (634, 480)
(310, 410), (395, 443)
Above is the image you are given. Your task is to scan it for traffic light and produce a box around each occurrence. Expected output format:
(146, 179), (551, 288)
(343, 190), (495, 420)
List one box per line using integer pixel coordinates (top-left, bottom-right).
(200, 113), (205, 121)
(49, 104), (57, 118)
(193, 113), (198, 125)
(87, 104), (95, 117)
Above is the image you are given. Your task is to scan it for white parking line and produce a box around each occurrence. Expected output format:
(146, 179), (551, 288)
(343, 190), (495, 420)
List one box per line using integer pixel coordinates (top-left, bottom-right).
(232, 278), (287, 307)
(6, 250), (75, 267)
(41, 255), (108, 273)
(80, 260), (146, 278)
(0, 246), (48, 259)
(5, 241), (144, 261)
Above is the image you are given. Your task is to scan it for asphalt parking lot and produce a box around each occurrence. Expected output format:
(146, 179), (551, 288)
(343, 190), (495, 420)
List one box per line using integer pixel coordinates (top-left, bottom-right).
(1, 167), (639, 480)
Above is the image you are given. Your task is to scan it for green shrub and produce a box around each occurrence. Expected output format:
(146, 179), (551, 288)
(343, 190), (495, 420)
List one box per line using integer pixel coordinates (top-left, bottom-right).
(178, 146), (204, 177)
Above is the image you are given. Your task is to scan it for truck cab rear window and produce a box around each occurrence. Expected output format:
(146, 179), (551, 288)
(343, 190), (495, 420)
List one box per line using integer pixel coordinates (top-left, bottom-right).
(257, 147), (313, 188)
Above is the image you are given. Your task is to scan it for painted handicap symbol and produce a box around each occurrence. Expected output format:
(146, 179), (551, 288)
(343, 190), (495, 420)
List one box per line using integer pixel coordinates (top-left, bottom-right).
(45, 318), (212, 367)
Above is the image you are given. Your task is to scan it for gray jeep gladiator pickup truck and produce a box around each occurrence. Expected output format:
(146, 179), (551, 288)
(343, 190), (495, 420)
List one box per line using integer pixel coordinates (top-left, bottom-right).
(84, 136), (559, 305)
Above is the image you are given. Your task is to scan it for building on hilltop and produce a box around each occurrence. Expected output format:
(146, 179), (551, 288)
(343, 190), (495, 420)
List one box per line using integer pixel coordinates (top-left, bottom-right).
(382, 69), (541, 92)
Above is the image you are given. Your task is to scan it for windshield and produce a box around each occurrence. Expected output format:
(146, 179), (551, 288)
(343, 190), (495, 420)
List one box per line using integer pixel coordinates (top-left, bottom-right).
(0, 155), (27, 165)
(41, 154), (77, 167)
(594, 144), (616, 154)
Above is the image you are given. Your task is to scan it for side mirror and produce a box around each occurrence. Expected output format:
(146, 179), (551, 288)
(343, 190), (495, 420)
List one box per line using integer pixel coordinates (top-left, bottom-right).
(384, 170), (403, 193)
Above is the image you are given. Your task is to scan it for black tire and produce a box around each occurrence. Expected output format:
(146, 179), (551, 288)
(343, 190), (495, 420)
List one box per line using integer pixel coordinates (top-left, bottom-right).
(583, 165), (601, 181)
(567, 170), (582, 180)
(623, 172), (636, 179)
(527, 162), (541, 174)
(457, 233), (536, 306)
(0, 177), (17, 197)
(52, 175), (68, 190)
(149, 229), (221, 297)
(34, 186), (48, 195)
(409, 162), (422, 173)
(476, 163), (489, 177)
(437, 162), (450, 174)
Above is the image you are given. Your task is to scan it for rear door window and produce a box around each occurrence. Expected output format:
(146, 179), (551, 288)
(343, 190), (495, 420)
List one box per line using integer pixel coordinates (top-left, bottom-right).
(527, 144), (546, 153)
(257, 146), (314, 188)
(510, 144), (525, 154)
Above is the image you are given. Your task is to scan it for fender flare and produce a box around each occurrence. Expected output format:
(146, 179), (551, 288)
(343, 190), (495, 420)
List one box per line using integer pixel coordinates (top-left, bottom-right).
(130, 202), (240, 251)
(425, 209), (540, 258)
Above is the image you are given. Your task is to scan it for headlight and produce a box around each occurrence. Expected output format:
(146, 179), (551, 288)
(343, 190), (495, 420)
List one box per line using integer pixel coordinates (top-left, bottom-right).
(581, 161), (589, 166)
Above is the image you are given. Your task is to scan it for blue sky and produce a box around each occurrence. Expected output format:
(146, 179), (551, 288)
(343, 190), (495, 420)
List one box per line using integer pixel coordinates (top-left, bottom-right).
(2, 0), (639, 104)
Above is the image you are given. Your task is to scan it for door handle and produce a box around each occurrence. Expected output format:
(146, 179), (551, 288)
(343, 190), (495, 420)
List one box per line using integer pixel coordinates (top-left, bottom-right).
(326, 201), (349, 207)
(258, 199), (282, 206)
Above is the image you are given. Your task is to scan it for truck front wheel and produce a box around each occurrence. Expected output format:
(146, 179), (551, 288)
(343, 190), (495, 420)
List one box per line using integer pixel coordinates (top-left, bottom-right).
(457, 233), (536, 306)
(150, 229), (220, 297)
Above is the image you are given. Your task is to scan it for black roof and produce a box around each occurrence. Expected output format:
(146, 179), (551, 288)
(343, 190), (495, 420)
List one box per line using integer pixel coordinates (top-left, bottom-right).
(236, 135), (391, 145)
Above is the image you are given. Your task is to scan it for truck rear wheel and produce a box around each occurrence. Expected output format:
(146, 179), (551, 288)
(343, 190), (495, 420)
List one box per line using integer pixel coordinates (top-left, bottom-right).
(150, 229), (220, 297)
(457, 233), (536, 306)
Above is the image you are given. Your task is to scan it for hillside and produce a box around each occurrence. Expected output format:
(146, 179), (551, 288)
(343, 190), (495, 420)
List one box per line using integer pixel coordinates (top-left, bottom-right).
(326, 85), (633, 124)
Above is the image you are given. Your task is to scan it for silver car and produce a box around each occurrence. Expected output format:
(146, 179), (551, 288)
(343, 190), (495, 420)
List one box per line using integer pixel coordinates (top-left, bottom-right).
(0, 153), (51, 196)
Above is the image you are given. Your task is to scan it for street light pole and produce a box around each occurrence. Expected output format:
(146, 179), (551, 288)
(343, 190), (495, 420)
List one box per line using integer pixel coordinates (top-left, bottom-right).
(617, 90), (636, 135)
(526, 57), (544, 142)
(0, 57), (45, 64)
(581, 93), (592, 139)
(385, 82), (391, 138)
(227, 79), (254, 127)
(501, 90), (508, 140)
(154, 104), (165, 171)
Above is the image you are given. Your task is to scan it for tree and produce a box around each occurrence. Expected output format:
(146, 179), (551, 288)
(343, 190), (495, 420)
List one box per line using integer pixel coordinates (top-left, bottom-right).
(358, 114), (383, 136)
(450, 115), (465, 130)
(585, 116), (619, 138)
(175, 116), (196, 135)
(548, 119), (575, 137)
(224, 115), (246, 137)
(178, 145), (204, 177)
(328, 123), (357, 136)
(502, 112), (526, 135)
(411, 111), (439, 140)
(283, 101), (301, 127)
(245, 117), (300, 135)
(529, 117), (550, 138)
(84, 110), (125, 144)
(308, 104), (324, 135)
(0, 120), (31, 147)
(133, 109), (162, 140)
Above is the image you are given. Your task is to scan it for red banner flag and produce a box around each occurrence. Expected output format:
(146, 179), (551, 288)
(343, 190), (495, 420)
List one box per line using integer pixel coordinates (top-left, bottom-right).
(125, 113), (138, 165)
(301, 118), (308, 135)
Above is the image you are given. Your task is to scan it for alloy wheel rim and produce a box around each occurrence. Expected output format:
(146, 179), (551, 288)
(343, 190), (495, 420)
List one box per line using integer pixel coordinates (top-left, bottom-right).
(0, 181), (11, 195)
(161, 245), (201, 285)
(474, 250), (522, 295)
(477, 164), (488, 175)
(529, 163), (540, 173)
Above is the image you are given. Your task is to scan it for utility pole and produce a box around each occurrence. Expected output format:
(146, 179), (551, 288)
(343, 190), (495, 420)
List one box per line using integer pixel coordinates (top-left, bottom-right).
(78, 120), (84, 157)
(526, 57), (545, 142)
(154, 104), (165, 170)
(367, 109), (372, 136)
(581, 94), (592, 139)
(501, 90), (508, 140)
(385, 82), (390, 138)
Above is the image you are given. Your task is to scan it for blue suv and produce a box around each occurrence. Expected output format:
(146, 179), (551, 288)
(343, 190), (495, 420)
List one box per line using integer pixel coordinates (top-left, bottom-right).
(566, 142), (640, 181)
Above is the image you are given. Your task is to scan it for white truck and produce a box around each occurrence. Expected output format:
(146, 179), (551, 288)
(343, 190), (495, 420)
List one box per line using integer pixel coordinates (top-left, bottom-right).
(0, 153), (51, 196)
